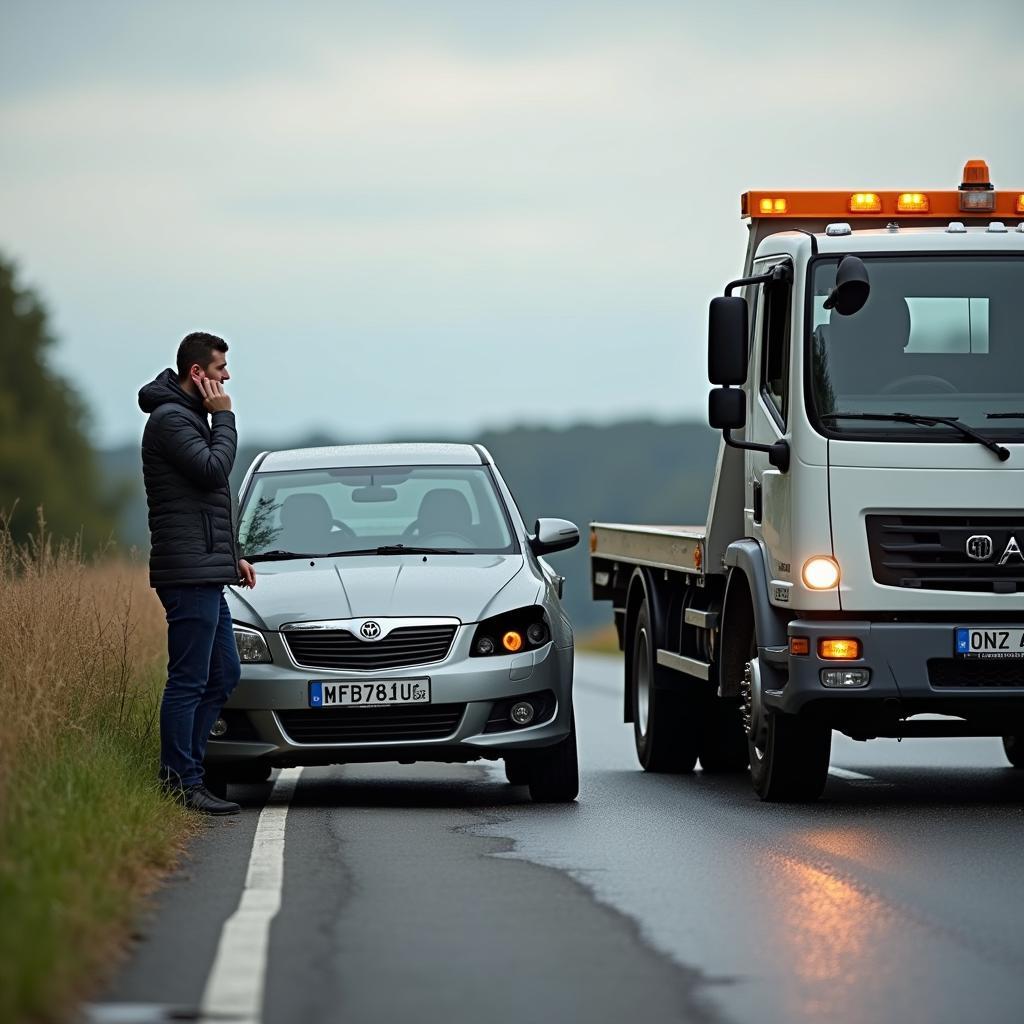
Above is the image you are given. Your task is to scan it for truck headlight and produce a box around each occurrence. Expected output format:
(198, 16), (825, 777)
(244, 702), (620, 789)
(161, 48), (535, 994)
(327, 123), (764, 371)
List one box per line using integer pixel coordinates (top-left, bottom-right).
(802, 556), (841, 590)
(233, 624), (272, 663)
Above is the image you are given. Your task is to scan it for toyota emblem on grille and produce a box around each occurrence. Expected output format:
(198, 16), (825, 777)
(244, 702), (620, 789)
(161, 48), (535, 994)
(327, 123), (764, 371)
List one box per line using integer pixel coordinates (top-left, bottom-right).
(966, 535), (993, 561)
(359, 620), (383, 641)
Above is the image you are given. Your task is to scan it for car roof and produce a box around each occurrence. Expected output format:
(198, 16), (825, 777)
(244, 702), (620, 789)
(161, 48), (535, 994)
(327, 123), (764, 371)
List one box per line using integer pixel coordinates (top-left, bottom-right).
(258, 443), (486, 473)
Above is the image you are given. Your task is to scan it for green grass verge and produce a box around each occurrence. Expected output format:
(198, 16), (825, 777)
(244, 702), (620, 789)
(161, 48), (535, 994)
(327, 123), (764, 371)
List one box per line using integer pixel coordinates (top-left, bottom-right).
(0, 669), (192, 1024)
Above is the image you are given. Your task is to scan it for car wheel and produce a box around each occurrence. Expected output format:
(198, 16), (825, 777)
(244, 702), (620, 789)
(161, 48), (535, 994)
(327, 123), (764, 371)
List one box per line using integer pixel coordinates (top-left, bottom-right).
(1002, 735), (1024, 768)
(504, 757), (530, 785)
(631, 599), (700, 773)
(526, 712), (580, 803)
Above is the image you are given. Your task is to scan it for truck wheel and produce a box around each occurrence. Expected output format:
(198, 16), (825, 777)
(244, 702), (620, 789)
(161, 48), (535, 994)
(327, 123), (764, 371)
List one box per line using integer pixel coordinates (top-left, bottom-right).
(527, 712), (580, 803)
(631, 600), (700, 773)
(698, 696), (750, 773)
(744, 652), (829, 801)
(1002, 735), (1024, 768)
(504, 756), (530, 785)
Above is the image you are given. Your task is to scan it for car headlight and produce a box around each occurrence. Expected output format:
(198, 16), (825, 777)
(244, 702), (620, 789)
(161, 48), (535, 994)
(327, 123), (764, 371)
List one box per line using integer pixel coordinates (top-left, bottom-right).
(233, 624), (272, 663)
(471, 606), (550, 657)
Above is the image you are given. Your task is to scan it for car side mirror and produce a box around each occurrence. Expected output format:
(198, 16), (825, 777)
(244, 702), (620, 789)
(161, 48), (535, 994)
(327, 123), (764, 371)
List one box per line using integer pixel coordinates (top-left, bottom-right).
(708, 296), (748, 385)
(531, 518), (579, 556)
(709, 387), (746, 430)
(824, 255), (870, 316)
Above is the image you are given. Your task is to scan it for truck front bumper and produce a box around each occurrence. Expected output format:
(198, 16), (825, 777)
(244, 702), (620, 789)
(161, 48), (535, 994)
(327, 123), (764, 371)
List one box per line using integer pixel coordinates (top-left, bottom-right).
(764, 619), (1024, 735)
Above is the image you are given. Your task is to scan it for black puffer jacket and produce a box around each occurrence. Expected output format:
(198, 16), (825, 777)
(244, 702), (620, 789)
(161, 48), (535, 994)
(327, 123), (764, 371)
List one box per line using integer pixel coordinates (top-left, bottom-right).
(139, 368), (239, 588)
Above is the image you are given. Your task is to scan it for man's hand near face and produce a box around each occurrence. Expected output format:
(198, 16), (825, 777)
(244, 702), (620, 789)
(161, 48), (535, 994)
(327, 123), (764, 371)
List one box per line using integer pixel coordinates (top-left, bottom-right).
(198, 377), (232, 413)
(238, 559), (256, 588)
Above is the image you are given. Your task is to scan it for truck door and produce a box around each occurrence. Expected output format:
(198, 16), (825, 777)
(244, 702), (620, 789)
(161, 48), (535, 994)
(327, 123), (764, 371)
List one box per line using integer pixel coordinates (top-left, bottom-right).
(746, 257), (793, 596)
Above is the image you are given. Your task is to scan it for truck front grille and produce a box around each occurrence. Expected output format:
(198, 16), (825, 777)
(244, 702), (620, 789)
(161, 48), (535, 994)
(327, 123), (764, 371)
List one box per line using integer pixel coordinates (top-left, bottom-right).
(866, 514), (1024, 593)
(928, 659), (1024, 688)
(284, 625), (457, 671)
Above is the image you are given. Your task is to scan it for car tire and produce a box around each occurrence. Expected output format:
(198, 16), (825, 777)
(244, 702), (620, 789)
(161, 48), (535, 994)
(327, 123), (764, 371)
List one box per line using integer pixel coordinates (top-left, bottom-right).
(1002, 735), (1024, 768)
(504, 757), (530, 785)
(527, 712), (580, 803)
(698, 695), (750, 773)
(631, 600), (700, 773)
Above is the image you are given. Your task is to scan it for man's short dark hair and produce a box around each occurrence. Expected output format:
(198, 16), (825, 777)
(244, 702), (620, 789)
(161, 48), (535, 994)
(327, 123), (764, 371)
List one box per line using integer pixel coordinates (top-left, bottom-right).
(177, 332), (228, 379)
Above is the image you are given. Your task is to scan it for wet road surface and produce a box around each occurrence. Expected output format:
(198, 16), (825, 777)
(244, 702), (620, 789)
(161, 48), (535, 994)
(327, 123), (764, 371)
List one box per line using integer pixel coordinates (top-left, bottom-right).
(88, 654), (1024, 1024)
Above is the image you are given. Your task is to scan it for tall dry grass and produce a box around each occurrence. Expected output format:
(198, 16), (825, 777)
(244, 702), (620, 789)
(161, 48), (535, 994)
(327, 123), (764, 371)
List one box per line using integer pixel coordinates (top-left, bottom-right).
(0, 513), (191, 1024)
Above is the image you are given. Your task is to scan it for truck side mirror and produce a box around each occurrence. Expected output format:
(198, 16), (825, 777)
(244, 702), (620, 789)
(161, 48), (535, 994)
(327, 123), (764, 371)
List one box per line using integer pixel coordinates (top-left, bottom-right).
(708, 296), (748, 385)
(824, 255), (870, 316)
(708, 387), (746, 430)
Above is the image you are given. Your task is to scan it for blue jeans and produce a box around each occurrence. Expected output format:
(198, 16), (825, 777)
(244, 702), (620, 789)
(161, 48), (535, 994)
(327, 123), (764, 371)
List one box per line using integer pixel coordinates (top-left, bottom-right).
(155, 585), (241, 789)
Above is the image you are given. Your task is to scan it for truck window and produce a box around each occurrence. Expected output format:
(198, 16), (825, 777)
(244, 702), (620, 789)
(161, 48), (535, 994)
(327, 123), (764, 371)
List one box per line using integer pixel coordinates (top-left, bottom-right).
(760, 271), (792, 425)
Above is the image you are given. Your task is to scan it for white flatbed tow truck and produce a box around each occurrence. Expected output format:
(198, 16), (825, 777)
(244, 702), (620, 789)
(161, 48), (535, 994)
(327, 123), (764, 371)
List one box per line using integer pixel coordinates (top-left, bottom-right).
(591, 160), (1024, 800)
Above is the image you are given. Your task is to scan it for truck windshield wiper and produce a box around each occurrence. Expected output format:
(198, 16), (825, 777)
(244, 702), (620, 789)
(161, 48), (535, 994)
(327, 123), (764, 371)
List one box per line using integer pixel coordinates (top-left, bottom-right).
(821, 411), (1010, 462)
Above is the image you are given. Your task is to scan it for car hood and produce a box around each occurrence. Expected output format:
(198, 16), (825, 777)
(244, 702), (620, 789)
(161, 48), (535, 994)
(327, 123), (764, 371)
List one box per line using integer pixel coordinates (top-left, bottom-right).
(227, 554), (535, 630)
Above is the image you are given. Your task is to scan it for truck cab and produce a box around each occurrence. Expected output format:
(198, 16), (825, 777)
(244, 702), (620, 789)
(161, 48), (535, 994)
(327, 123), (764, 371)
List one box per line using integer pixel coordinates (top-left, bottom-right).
(591, 161), (1024, 800)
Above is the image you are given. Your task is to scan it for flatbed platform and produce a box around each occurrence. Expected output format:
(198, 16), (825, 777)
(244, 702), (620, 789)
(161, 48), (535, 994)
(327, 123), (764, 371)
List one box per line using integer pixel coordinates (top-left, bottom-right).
(590, 522), (706, 576)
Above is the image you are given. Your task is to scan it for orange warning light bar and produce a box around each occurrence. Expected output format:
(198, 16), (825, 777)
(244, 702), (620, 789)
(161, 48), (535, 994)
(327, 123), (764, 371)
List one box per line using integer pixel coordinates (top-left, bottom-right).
(742, 189), (1023, 220)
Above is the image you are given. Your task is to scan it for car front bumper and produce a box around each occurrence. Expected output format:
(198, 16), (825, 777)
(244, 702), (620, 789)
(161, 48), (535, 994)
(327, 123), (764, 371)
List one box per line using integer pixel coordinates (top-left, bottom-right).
(207, 630), (574, 768)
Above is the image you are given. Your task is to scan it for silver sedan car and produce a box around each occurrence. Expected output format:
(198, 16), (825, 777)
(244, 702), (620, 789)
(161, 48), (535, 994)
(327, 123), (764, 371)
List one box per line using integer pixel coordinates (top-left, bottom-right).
(207, 443), (580, 802)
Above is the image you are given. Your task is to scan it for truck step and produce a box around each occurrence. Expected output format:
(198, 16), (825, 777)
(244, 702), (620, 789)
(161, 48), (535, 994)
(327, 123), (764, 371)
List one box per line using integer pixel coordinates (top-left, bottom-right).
(683, 608), (719, 630)
(656, 650), (711, 681)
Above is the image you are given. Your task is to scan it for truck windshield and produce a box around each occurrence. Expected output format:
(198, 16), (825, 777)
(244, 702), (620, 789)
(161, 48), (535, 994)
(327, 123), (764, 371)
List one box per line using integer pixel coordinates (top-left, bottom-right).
(808, 255), (1024, 439)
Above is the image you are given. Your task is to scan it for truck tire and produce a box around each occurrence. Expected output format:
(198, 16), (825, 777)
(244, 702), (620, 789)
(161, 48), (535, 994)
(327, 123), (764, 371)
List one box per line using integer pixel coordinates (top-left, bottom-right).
(527, 712), (580, 803)
(631, 600), (700, 773)
(1002, 735), (1024, 768)
(698, 696), (750, 773)
(749, 708), (831, 802)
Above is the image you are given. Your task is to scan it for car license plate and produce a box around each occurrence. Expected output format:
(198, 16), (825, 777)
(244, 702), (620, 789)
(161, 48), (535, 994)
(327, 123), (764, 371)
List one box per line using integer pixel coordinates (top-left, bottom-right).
(954, 627), (1024, 659)
(308, 679), (431, 708)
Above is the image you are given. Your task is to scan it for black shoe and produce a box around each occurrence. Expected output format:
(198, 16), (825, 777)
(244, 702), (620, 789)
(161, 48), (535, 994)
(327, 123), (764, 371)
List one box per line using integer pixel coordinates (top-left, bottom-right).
(184, 784), (240, 816)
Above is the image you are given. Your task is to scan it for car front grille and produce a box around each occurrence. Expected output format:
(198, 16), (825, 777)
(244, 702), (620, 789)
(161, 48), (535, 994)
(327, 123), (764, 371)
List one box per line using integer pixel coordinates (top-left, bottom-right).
(928, 659), (1024, 688)
(283, 625), (458, 670)
(866, 514), (1024, 593)
(277, 704), (465, 744)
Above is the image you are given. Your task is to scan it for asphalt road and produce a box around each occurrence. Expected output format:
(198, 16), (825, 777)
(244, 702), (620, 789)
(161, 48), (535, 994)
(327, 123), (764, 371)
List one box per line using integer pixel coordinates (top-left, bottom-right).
(87, 654), (1024, 1024)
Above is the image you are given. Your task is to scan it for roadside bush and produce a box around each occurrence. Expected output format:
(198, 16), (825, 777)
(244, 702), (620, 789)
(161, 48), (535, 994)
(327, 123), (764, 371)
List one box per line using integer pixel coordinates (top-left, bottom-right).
(0, 512), (190, 1024)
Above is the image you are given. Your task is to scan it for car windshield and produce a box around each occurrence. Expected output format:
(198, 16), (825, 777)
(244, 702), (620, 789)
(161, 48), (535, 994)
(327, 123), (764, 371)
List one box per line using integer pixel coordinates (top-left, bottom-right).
(808, 255), (1024, 437)
(239, 465), (518, 558)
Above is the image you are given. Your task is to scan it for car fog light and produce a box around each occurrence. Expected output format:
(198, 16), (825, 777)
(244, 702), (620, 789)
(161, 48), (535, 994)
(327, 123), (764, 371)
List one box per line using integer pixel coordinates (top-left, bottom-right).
(475, 636), (496, 656)
(210, 717), (228, 737)
(526, 622), (548, 645)
(820, 669), (871, 688)
(510, 701), (535, 726)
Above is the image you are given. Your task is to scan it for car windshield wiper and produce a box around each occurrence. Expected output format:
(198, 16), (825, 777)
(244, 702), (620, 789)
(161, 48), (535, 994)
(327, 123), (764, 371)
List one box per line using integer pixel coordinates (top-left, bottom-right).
(245, 549), (318, 563)
(373, 545), (461, 555)
(986, 412), (1024, 419)
(821, 411), (1010, 462)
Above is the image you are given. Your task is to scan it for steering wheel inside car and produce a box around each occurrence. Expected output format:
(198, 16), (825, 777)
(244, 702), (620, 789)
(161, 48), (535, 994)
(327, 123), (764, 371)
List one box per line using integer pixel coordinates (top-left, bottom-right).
(330, 518), (357, 538)
(879, 374), (958, 395)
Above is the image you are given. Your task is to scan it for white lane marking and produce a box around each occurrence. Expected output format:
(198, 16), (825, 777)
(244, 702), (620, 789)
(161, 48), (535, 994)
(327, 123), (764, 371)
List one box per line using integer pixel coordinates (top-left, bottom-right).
(828, 766), (875, 781)
(200, 767), (303, 1024)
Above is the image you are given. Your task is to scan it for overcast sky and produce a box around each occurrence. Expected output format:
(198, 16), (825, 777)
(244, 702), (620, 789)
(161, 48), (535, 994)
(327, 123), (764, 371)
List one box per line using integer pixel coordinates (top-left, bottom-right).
(2, 0), (1021, 447)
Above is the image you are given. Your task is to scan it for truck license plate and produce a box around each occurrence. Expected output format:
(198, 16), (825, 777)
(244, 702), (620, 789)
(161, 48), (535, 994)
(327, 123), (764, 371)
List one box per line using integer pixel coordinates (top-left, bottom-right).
(954, 628), (1024, 659)
(308, 679), (431, 707)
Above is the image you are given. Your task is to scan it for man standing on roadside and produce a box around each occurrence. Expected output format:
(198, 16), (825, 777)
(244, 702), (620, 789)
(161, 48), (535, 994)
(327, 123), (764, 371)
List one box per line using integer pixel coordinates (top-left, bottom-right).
(138, 332), (256, 815)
